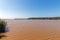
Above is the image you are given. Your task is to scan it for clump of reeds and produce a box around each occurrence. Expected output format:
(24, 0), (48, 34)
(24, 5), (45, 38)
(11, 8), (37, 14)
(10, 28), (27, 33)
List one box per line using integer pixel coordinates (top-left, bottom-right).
(0, 19), (7, 33)
(0, 19), (7, 25)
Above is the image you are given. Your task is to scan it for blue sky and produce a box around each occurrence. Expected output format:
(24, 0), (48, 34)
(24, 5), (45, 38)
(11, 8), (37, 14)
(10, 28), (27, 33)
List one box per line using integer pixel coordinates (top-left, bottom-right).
(0, 0), (60, 19)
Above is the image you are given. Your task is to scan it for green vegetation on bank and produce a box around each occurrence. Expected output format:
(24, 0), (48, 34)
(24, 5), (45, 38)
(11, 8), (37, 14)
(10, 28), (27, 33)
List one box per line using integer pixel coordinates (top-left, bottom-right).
(0, 19), (7, 26)
(0, 19), (7, 33)
(28, 17), (60, 20)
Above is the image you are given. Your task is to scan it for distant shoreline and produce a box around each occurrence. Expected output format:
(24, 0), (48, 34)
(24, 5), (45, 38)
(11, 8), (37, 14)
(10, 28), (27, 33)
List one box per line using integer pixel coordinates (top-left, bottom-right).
(14, 17), (60, 20)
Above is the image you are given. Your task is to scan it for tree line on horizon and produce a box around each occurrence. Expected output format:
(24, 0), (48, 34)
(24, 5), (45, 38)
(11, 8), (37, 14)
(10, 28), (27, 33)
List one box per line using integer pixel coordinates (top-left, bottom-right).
(14, 17), (60, 20)
(28, 17), (60, 20)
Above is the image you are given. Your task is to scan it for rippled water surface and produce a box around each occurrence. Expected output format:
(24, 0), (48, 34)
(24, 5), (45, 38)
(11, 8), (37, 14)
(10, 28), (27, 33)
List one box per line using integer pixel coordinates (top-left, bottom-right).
(1, 20), (60, 40)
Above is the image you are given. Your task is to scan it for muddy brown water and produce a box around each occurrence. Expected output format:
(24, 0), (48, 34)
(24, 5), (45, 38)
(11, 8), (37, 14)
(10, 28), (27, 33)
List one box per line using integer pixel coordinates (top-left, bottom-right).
(1, 20), (60, 40)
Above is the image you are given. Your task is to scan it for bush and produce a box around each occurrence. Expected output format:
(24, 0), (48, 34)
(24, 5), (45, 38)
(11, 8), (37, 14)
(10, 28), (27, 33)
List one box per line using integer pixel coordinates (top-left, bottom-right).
(0, 19), (7, 33)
